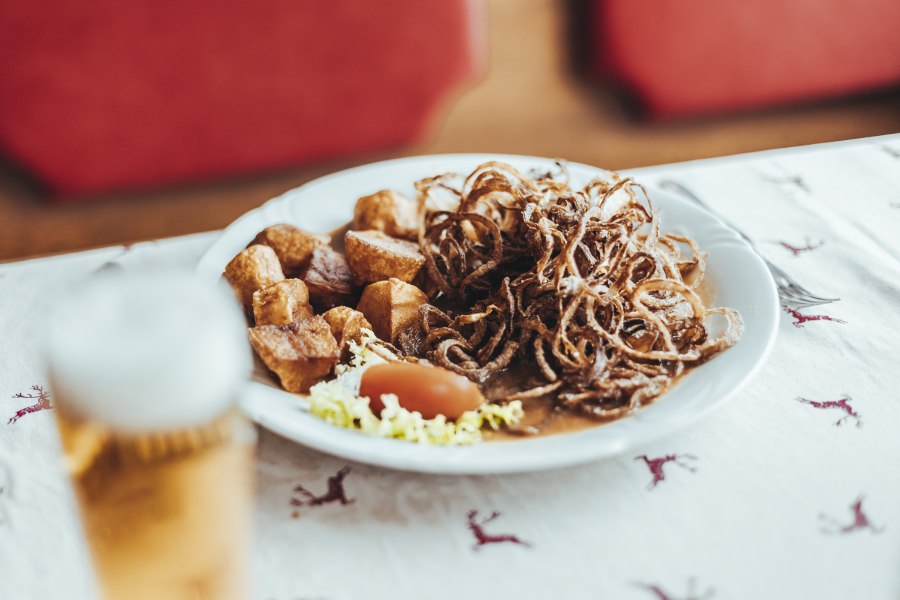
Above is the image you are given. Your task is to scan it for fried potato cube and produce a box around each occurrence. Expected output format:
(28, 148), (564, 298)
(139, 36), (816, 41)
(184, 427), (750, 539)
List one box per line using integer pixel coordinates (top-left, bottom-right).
(356, 278), (428, 343)
(248, 316), (339, 393)
(224, 244), (285, 309)
(322, 306), (373, 358)
(344, 230), (425, 285)
(301, 246), (360, 311)
(251, 224), (329, 276)
(352, 190), (418, 240)
(252, 279), (313, 326)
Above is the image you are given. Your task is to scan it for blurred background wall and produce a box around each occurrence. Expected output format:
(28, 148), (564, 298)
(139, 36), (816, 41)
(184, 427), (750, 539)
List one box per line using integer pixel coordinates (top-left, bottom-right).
(1, 0), (898, 260)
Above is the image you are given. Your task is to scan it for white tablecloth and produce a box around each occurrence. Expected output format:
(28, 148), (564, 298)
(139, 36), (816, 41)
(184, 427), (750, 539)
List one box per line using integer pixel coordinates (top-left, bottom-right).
(2, 135), (900, 600)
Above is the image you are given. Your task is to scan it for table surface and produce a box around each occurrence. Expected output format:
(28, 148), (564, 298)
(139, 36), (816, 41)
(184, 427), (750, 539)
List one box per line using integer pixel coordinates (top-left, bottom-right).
(2, 135), (900, 600)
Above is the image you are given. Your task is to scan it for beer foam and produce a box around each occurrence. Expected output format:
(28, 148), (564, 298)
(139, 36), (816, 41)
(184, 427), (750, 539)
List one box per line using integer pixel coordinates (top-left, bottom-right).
(45, 269), (251, 431)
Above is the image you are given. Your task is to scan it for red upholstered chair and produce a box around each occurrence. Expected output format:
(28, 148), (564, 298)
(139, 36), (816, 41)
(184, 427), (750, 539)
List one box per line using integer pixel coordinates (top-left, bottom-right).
(0, 1), (483, 199)
(589, 0), (900, 119)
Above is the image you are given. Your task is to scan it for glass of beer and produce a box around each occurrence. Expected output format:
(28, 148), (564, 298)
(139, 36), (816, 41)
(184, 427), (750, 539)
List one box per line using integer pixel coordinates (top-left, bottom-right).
(45, 270), (254, 600)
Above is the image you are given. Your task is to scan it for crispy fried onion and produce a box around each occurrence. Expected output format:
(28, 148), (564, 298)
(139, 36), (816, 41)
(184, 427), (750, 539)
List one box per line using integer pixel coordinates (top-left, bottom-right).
(413, 162), (743, 420)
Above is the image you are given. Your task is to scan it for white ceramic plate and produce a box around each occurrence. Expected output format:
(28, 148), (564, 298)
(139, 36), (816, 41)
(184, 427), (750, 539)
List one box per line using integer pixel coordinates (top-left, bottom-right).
(197, 154), (779, 474)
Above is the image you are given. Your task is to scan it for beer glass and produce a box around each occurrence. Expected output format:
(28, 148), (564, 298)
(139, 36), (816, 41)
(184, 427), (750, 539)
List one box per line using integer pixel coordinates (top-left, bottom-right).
(46, 270), (254, 600)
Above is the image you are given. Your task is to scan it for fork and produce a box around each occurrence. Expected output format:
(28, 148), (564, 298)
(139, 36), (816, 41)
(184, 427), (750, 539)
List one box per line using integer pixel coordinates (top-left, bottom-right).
(658, 179), (840, 309)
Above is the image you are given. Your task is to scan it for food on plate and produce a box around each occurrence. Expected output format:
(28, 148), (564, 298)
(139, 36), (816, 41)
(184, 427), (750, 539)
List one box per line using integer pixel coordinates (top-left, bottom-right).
(352, 190), (418, 240)
(224, 160), (743, 444)
(322, 306), (372, 359)
(252, 224), (329, 276)
(412, 162), (742, 421)
(360, 362), (484, 419)
(307, 329), (523, 445)
(300, 246), (360, 310)
(248, 316), (339, 393)
(344, 229), (425, 285)
(252, 279), (313, 326)
(224, 244), (284, 309)
(356, 278), (428, 343)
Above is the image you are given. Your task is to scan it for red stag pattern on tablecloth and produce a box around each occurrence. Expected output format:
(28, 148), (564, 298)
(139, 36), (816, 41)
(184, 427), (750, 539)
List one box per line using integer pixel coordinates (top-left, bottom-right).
(7, 385), (52, 424)
(466, 510), (531, 550)
(635, 454), (697, 490)
(784, 306), (846, 328)
(290, 467), (355, 507)
(820, 496), (883, 535)
(770, 237), (824, 256)
(634, 579), (714, 600)
(795, 395), (861, 428)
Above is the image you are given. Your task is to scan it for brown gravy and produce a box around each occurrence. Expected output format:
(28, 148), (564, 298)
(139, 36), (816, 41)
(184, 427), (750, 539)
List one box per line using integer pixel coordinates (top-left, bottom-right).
(483, 397), (600, 442)
(480, 365), (626, 442)
(481, 362), (693, 442)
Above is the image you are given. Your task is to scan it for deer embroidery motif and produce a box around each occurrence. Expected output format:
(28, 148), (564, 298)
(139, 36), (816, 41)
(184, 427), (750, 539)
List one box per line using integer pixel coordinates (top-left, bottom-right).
(466, 510), (531, 550)
(291, 467), (355, 507)
(795, 395), (860, 427)
(634, 579), (714, 600)
(635, 454), (697, 490)
(784, 307), (845, 328)
(820, 496), (883, 535)
(8, 385), (52, 424)
(771, 237), (823, 256)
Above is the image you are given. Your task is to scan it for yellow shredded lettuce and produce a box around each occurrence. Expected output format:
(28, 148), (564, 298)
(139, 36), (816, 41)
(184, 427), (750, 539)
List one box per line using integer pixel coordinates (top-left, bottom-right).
(344, 328), (394, 370)
(308, 328), (524, 445)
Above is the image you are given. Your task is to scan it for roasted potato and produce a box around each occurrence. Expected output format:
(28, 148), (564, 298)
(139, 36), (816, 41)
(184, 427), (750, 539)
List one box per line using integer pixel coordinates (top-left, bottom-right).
(252, 279), (313, 326)
(251, 224), (329, 276)
(322, 306), (373, 359)
(352, 190), (418, 240)
(248, 316), (339, 393)
(356, 278), (428, 343)
(224, 244), (285, 309)
(344, 229), (425, 285)
(301, 246), (360, 310)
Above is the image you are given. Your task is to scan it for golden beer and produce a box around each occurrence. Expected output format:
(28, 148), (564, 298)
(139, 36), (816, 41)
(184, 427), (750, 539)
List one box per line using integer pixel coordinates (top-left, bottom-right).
(57, 406), (254, 600)
(46, 270), (254, 600)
